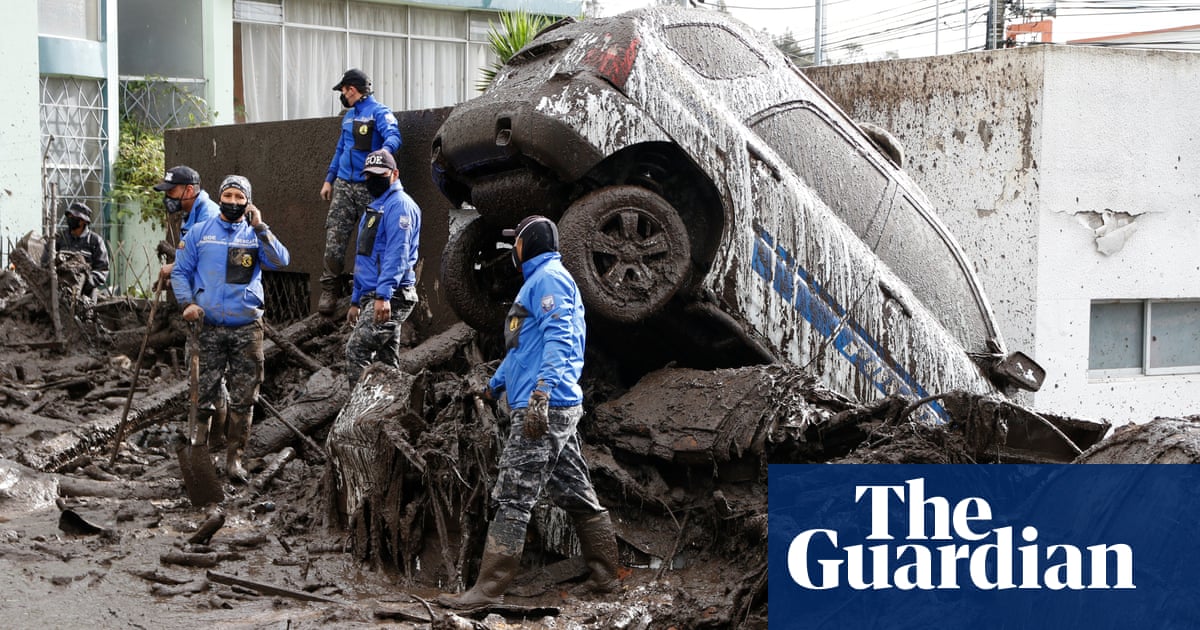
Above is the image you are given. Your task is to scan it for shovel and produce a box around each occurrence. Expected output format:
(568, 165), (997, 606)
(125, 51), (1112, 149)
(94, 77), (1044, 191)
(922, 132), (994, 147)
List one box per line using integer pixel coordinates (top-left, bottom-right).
(176, 320), (224, 507)
(110, 283), (163, 465)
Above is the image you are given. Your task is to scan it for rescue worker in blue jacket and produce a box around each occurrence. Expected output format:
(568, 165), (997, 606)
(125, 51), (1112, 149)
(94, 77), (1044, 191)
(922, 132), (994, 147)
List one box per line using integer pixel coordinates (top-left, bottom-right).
(344, 149), (422, 385)
(317, 68), (402, 316)
(154, 165), (221, 283)
(171, 175), (290, 482)
(437, 215), (620, 609)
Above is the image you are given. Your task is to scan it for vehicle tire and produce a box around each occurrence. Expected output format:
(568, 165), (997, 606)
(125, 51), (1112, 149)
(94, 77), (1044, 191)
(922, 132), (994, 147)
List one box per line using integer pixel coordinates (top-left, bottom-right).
(441, 216), (522, 333)
(559, 186), (691, 323)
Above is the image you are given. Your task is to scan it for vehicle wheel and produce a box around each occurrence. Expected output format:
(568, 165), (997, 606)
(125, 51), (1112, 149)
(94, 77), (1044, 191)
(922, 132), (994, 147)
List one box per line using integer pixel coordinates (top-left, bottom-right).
(559, 186), (691, 323)
(441, 217), (522, 333)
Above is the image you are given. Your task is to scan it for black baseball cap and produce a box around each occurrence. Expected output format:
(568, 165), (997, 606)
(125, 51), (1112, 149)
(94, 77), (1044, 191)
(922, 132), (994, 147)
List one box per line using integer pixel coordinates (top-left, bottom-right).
(333, 68), (371, 92)
(153, 165), (201, 191)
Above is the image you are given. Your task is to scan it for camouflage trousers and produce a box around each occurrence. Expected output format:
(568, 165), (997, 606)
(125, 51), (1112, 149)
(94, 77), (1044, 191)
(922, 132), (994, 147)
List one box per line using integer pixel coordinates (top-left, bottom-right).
(344, 290), (417, 385)
(322, 178), (373, 287)
(197, 320), (264, 415)
(488, 405), (605, 554)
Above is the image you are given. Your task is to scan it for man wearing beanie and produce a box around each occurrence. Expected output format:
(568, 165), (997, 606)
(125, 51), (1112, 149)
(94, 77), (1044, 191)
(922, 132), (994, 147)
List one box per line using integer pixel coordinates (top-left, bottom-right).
(437, 215), (621, 609)
(171, 175), (291, 482)
(317, 68), (402, 316)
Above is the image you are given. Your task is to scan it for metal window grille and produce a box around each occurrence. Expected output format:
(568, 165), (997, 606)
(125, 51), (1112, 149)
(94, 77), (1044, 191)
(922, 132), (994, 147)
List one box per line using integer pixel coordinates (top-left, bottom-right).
(40, 76), (107, 235)
(119, 76), (210, 133)
(263, 270), (312, 326)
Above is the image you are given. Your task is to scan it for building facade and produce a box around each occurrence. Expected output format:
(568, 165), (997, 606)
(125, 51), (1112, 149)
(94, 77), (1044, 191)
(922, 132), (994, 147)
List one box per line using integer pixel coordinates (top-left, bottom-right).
(807, 45), (1200, 425)
(0, 0), (579, 273)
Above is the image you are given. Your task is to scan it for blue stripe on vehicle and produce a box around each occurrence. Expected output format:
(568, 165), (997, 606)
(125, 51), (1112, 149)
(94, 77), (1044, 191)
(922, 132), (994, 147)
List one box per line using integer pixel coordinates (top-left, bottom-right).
(751, 221), (947, 423)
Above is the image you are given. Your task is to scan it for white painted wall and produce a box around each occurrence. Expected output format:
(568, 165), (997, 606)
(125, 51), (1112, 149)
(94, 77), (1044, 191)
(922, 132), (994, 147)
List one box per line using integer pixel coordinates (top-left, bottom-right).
(1035, 46), (1200, 422)
(807, 45), (1200, 425)
(0, 3), (44, 261)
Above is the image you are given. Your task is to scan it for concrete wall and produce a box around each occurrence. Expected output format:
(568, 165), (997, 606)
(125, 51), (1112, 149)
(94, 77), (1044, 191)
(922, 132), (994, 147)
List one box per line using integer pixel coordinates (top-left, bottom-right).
(807, 46), (1200, 424)
(806, 49), (1045, 362)
(0, 3), (44, 260)
(165, 108), (456, 332)
(1035, 47), (1200, 421)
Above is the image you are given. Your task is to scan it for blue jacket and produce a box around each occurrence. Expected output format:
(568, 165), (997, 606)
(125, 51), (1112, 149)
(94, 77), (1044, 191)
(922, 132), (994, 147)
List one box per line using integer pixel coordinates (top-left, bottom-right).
(325, 95), (402, 184)
(350, 181), (421, 304)
(171, 215), (291, 327)
(489, 252), (585, 408)
(180, 189), (221, 243)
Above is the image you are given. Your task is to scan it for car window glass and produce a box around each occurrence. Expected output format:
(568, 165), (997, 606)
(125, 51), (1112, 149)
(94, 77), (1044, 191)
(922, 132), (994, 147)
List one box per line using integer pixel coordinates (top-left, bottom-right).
(751, 104), (988, 349)
(750, 104), (889, 242)
(873, 196), (989, 348)
(663, 25), (767, 80)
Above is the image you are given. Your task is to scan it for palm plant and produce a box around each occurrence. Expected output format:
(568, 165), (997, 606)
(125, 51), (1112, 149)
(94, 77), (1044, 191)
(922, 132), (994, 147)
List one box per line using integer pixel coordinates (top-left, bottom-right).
(477, 10), (554, 92)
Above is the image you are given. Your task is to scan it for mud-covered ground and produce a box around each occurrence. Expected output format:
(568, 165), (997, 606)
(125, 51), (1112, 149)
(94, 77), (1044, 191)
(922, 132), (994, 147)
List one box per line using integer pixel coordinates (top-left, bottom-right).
(0, 269), (1188, 629)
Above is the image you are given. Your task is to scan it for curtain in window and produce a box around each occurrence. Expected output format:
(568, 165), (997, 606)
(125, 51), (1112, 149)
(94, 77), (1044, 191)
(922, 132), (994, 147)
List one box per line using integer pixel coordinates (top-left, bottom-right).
(240, 23), (284, 122)
(350, 34), (406, 111)
(349, 1), (407, 32)
(410, 40), (463, 108)
(287, 0), (345, 26)
(467, 41), (493, 95)
(287, 27), (347, 119)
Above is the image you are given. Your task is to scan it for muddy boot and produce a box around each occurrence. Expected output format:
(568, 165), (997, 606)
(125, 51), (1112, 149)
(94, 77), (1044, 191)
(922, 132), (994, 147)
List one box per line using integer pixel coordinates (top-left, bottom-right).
(317, 279), (337, 316)
(225, 410), (253, 484)
(436, 540), (521, 609)
(572, 510), (621, 594)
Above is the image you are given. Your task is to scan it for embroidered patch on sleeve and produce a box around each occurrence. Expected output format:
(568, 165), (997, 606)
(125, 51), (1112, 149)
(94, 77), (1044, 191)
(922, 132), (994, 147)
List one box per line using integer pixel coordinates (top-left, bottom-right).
(540, 295), (555, 313)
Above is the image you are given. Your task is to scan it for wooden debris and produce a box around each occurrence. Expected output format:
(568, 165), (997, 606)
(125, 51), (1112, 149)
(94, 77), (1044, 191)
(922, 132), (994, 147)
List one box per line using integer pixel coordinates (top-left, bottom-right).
(254, 447), (297, 494)
(160, 551), (242, 568)
(127, 568), (192, 586)
(205, 570), (344, 604)
(151, 579), (208, 597)
(187, 511), (226, 545)
(56, 475), (181, 500)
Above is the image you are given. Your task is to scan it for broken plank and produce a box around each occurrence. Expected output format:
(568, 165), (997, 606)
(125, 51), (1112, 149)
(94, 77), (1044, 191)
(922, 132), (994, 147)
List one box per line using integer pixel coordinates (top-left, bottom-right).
(19, 313), (337, 473)
(206, 570), (344, 604)
(56, 475), (181, 500)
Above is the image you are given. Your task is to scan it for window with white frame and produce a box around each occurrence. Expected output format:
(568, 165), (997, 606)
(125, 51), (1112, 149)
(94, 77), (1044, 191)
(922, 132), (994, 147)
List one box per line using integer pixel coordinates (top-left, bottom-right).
(234, 0), (497, 123)
(1089, 300), (1200, 376)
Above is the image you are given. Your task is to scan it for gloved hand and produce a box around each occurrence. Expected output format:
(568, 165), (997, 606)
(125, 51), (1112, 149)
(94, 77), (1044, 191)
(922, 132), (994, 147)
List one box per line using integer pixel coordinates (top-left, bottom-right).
(523, 390), (549, 439)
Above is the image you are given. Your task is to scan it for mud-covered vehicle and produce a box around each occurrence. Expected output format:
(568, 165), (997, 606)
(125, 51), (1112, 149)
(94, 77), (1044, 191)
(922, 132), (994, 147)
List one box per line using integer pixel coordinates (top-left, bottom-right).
(433, 7), (1041, 421)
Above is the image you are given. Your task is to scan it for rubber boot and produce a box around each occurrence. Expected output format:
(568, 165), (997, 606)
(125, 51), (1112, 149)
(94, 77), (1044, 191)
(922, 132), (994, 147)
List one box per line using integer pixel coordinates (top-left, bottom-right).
(317, 278), (337, 316)
(572, 510), (621, 594)
(436, 538), (522, 609)
(225, 409), (252, 483)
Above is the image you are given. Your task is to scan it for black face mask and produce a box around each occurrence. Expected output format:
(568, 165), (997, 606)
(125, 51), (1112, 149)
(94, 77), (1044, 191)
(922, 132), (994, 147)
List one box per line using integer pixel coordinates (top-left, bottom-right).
(219, 202), (247, 222)
(66, 216), (84, 231)
(164, 196), (183, 215)
(365, 176), (391, 199)
(339, 94), (352, 109)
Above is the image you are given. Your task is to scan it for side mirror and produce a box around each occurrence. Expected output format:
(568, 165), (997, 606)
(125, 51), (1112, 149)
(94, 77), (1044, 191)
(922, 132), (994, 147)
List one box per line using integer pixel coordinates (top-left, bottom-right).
(992, 351), (1045, 392)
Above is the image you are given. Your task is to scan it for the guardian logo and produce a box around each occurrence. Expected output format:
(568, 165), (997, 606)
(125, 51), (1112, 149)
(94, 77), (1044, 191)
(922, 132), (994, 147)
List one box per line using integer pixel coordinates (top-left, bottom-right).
(787, 478), (1135, 591)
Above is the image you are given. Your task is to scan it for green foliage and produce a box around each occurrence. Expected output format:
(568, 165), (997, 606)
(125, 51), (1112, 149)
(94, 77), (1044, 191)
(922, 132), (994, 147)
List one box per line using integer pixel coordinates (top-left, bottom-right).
(109, 119), (165, 224)
(476, 10), (554, 92)
(108, 78), (214, 225)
